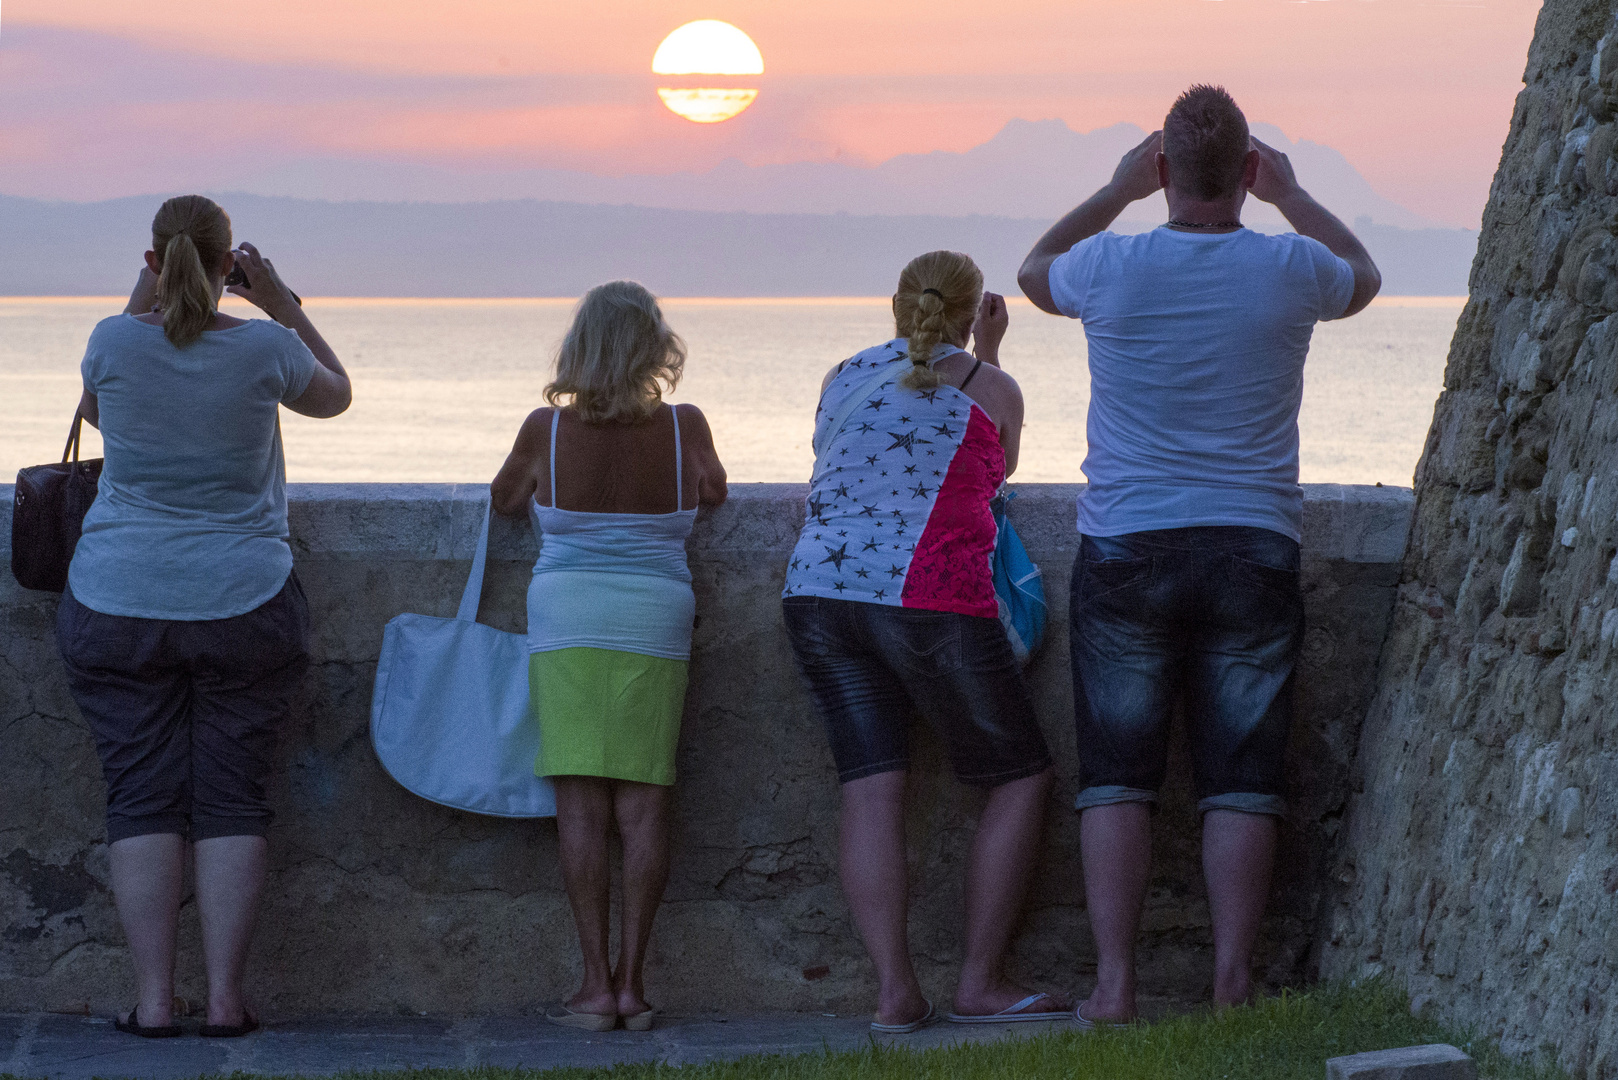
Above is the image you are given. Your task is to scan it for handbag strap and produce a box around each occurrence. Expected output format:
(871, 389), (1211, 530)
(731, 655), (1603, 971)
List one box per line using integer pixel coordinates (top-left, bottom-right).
(456, 502), (493, 622)
(61, 411), (84, 465)
(812, 360), (903, 459)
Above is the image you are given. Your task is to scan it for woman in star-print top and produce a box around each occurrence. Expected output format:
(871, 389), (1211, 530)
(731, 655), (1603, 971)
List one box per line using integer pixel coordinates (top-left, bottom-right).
(781, 251), (1064, 1032)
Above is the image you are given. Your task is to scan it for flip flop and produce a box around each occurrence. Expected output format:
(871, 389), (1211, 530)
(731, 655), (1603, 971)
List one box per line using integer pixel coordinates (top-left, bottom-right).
(544, 1003), (618, 1032)
(870, 1000), (939, 1034)
(621, 1008), (656, 1032)
(946, 993), (1072, 1024)
(1073, 1001), (1134, 1029)
(199, 1012), (260, 1038)
(114, 1007), (181, 1039)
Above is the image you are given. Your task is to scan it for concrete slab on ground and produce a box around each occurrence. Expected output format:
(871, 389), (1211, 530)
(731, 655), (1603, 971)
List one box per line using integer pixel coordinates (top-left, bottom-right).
(1, 1011), (1083, 1079)
(1326, 1043), (1478, 1080)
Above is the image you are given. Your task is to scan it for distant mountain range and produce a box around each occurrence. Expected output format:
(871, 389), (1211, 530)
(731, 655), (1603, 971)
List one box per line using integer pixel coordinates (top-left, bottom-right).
(230, 119), (1439, 231)
(0, 192), (1475, 298)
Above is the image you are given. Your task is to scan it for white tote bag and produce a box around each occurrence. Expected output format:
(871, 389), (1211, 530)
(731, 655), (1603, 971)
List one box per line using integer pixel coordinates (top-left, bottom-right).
(369, 503), (556, 817)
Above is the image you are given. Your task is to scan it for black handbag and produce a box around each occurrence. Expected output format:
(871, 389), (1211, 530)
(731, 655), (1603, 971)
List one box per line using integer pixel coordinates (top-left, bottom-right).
(11, 412), (103, 593)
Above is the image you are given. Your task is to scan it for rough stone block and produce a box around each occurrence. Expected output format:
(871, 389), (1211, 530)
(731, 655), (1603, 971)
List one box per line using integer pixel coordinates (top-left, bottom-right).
(1325, 1044), (1477, 1080)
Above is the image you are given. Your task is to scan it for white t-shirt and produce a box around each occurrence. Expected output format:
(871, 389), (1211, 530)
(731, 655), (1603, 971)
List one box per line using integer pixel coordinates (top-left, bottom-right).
(1049, 227), (1355, 541)
(70, 315), (318, 619)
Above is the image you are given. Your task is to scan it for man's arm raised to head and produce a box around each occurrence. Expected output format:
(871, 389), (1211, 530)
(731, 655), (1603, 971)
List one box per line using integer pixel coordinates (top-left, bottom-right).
(1248, 138), (1382, 318)
(1018, 130), (1164, 314)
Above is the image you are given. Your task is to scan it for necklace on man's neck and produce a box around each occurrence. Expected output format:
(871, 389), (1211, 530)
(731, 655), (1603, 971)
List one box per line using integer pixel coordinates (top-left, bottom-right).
(1166, 219), (1243, 230)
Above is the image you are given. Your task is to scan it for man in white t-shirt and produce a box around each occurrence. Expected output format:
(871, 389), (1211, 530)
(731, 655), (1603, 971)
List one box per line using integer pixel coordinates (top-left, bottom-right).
(1017, 85), (1380, 1024)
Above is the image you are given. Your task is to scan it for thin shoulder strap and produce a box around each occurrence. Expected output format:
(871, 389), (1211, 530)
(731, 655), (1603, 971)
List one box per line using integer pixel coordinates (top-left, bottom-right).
(671, 403), (685, 509)
(959, 358), (985, 393)
(813, 360), (901, 459)
(548, 409), (560, 508)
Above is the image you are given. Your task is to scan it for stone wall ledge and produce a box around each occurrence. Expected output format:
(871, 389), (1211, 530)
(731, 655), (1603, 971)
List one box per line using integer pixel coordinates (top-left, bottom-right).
(1, 481), (1413, 1017)
(231, 481), (1415, 563)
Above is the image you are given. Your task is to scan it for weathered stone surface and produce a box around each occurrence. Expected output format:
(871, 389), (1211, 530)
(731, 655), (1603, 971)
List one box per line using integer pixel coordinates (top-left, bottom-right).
(1, 483), (1406, 1017)
(0, 1009), (1067, 1080)
(1318, 2), (1618, 1076)
(1325, 1044), (1477, 1080)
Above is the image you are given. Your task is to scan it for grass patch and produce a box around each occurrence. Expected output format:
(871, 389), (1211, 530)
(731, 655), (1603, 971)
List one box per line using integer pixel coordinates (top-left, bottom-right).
(0, 981), (1573, 1080)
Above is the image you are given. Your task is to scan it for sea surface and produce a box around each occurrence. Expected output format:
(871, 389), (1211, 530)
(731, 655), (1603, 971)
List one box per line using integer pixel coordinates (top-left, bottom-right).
(1, 296), (1462, 487)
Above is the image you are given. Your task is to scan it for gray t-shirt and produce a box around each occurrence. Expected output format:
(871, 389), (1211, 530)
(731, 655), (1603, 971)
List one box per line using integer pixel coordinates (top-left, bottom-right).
(1049, 227), (1355, 542)
(69, 314), (319, 619)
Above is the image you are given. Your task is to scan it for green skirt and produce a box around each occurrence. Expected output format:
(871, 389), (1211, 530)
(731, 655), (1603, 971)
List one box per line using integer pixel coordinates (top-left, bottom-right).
(529, 647), (688, 786)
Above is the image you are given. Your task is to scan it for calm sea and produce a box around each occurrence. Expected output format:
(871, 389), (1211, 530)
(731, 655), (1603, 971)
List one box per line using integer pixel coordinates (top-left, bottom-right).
(1, 296), (1461, 486)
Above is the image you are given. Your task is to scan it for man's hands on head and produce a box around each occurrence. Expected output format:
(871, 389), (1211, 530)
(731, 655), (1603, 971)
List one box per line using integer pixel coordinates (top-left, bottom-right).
(1106, 130), (1165, 203)
(1245, 137), (1382, 318)
(1018, 130), (1164, 314)
(1246, 138), (1305, 206)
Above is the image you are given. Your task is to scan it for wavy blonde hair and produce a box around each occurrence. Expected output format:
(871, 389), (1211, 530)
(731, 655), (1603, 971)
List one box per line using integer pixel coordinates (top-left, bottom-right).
(544, 281), (686, 423)
(150, 195), (233, 347)
(893, 250), (983, 391)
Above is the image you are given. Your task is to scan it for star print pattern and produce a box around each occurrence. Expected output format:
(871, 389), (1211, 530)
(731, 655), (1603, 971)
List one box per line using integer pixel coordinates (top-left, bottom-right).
(782, 338), (1002, 616)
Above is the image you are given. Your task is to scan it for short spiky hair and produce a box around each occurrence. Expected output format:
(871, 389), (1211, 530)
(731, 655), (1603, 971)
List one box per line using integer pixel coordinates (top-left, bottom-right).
(1162, 85), (1250, 201)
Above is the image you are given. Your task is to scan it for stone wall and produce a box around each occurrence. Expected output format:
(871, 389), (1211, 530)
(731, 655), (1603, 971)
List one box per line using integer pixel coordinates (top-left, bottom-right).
(1, 483), (1409, 1019)
(1317, 2), (1618, 1076)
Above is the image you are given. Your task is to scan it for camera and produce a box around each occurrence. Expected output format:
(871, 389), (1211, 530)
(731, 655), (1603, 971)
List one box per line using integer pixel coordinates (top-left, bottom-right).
(224, 251), (301, 306)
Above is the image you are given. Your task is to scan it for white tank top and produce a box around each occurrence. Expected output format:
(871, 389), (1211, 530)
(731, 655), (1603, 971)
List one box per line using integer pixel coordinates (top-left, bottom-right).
(526, 406), (698, 660)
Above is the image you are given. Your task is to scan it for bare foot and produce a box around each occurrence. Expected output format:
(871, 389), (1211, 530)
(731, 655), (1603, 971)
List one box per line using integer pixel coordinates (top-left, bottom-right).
(614, 987), (650, 1016)
(873, 989), (931, 1028)
(1077, 993), (1136, 1025)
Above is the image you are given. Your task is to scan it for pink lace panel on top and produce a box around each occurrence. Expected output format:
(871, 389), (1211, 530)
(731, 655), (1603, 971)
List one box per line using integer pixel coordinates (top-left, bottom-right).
(900, 407), (1004, 618)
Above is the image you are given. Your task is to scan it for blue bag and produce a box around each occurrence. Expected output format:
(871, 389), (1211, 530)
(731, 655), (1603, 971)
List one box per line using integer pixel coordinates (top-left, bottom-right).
(991, 490), (1046, 666)
(370, 503), (556, 818)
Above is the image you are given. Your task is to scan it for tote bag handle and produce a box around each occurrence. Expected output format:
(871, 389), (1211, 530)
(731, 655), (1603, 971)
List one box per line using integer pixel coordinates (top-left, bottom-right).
(456, 502), (494, 622)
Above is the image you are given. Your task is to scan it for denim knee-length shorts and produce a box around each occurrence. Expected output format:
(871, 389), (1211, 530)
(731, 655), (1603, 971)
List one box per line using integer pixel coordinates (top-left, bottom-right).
(783, 595), (1053, 787)
(1069, 526), (1303, 818)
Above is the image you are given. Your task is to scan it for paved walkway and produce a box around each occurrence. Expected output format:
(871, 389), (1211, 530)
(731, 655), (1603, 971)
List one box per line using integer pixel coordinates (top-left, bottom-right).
(2, 1010), (1084, 1079)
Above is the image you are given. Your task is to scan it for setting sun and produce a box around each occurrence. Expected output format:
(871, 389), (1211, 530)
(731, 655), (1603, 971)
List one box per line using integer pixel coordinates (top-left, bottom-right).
(653, 20), (763, 124)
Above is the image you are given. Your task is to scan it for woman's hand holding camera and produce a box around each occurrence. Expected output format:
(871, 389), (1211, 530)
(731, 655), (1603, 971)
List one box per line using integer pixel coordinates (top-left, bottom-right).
(971, 291), (1009, 367)
(227, 242), (302, 325)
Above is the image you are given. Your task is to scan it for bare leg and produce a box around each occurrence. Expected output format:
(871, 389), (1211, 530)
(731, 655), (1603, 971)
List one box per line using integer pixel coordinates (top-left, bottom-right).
(1077, 802), (1152, 1023)
(1202, 809), (1278, 1007)
(193, 835), (268, 1027)
(609, 781), (672, 1016)
(108, 833), (186, 1028)
(839, 770), (927, 1026)
(552, 776), (618, 1016)
(953, 767), (1060, 1016)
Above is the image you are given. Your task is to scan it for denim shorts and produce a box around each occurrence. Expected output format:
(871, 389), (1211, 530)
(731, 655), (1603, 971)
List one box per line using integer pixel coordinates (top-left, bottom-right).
(1068, 526), (1303, 818)
(782, 596), (1052, 787)
(56, 572), (311, 844)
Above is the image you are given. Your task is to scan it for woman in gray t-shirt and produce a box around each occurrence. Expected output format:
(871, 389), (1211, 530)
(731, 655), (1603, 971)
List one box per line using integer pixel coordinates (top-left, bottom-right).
(55, 195), (351, 1039)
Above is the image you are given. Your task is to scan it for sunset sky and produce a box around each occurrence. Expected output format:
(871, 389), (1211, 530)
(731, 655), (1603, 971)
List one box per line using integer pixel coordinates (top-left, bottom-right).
(1, 0), (1542, 228)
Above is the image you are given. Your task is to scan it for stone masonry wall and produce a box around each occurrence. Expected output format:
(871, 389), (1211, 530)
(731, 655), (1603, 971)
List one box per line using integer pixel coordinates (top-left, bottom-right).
(1, 483), (1409, 1019)
(1317, 3), (1618, 1076)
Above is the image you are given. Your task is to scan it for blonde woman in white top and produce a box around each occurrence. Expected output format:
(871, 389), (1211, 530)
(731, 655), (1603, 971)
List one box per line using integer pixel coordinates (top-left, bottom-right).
(492, 281), (727, 1031)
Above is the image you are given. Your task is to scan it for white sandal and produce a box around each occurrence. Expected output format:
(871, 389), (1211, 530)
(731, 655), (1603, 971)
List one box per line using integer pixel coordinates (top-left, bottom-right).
(946, 993), (1071, 1024)
(870, 1000), (939, 1034)
(544, 1003), (617, 1032)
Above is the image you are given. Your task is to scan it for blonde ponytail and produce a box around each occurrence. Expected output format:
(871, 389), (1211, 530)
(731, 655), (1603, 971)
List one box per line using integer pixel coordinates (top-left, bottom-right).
(892, 250), (983, 391)
(150, 195), (233, 347)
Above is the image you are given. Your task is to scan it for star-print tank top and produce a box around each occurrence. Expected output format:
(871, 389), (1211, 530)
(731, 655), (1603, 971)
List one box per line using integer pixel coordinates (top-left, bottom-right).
(782, 338), (1005, 618)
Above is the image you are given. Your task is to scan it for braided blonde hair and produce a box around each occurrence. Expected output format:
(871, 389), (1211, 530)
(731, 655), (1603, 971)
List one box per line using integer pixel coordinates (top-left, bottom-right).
(892, 250), (983, 391)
